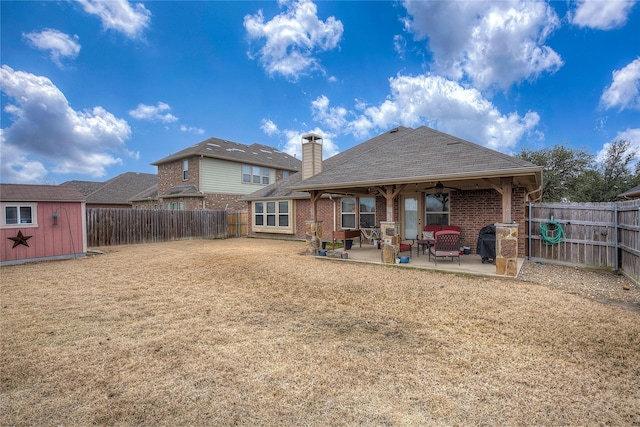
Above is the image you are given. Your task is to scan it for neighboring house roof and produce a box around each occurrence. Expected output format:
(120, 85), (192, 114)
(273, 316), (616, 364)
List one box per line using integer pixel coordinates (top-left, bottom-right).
(1, 183), (85, 202)
(151, 136), (301, 172)
(129, 184), (159, 202)
(619, 184), (640, 199)
(62, 172), (157, 206)
(242, 172), (310, 201)
(160, 184), (204, 199)
(290, 126), (542, 193)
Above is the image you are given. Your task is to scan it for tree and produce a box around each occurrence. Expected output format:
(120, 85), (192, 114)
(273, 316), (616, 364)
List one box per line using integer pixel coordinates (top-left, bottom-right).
(517, 144), (594, 202)
(586, 140), (640, 201)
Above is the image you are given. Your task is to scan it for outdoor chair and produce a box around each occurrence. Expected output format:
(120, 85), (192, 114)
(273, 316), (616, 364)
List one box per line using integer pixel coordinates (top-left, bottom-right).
(429, 230), (461, 266)
(399, 239), (414, 258)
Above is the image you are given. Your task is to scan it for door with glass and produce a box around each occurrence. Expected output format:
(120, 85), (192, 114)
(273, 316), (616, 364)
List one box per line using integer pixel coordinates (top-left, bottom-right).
(403, 196), (419, 240)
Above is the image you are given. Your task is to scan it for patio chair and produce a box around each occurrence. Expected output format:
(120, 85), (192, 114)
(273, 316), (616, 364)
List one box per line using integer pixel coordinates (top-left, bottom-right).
(399, 239), (414, 258)
(428, 230), (460, 266)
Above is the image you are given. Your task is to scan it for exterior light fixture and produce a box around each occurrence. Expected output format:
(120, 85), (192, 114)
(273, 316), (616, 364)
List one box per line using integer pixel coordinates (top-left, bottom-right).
(435, 181), (444, 195)
(52, 212), (58, 225)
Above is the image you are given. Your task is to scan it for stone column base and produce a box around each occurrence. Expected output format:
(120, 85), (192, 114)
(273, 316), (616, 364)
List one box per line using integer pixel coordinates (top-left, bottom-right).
(305, 221), (322, 255)
(495, 223), (518, 276)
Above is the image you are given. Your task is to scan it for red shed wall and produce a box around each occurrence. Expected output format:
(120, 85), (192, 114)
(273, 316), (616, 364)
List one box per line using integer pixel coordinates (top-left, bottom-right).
(1, 201), (86, 265)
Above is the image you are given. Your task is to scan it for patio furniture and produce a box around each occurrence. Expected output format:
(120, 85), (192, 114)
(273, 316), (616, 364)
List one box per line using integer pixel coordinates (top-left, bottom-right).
(332, 229), (362, 249)
(418, 224), (442, 255)
(429, 230), (461, 265)
(399, 239), (414, 258)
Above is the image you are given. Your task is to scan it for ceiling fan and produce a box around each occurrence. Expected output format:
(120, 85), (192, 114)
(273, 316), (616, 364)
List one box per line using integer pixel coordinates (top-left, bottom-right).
(423, 181), (461, 195)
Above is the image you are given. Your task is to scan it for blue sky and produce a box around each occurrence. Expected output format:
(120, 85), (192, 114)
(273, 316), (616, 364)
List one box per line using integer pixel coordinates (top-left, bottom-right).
(1, 0), (639, 184)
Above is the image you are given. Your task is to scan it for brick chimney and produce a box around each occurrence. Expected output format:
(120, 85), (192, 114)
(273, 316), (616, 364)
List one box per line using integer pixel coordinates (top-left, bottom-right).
(301, 133), (323, 180)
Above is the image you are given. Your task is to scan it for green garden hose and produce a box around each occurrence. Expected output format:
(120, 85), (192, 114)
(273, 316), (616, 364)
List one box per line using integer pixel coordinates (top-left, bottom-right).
(540, 219), (565, 245)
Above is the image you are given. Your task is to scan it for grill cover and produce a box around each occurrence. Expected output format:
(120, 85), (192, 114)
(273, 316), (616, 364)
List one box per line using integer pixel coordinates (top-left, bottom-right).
(476, 225), (496, 263)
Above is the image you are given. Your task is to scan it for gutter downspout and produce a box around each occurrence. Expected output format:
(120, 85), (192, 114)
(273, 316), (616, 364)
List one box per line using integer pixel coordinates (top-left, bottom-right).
(528, 202), (533, 260)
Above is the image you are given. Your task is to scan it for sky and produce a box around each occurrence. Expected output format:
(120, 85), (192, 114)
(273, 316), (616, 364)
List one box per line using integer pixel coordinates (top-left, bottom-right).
(1, 0), (639, 185)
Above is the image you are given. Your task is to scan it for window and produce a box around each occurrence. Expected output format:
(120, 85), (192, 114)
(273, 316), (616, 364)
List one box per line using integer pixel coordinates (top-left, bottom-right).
(359, 197), (376, 228)
(425, 193), (449, 225)
(253, 200), (292, 233)
(2, 204), (36, 227)
(182, 160), (188, 180)
(242, 165), (270, 185)
(341, 198), (356, 228)
(282, 171), (289, 179)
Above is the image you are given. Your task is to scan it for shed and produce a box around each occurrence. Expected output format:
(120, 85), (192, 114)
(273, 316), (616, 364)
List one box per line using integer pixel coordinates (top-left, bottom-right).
(1, 184), (87, 266)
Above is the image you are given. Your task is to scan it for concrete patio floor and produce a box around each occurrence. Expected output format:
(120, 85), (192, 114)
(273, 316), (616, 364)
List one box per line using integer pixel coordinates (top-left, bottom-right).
(317, 242), (524, 278)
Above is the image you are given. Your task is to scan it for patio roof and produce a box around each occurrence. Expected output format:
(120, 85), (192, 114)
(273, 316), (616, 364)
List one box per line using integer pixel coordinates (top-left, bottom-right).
(290, 126), (542, 195)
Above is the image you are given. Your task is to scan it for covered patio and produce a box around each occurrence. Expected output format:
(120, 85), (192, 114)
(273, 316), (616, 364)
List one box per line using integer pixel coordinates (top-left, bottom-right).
(316, 242), (526, 278)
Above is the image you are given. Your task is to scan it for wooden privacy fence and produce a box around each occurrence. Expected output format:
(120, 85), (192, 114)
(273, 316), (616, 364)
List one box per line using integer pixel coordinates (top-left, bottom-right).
(228, 211), (248, 237)
(87, 209), (227, 246)
(527, 199), (640, 285)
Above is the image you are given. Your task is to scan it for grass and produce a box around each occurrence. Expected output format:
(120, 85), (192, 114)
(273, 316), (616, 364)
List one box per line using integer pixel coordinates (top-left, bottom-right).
(1, 238), (639, 425)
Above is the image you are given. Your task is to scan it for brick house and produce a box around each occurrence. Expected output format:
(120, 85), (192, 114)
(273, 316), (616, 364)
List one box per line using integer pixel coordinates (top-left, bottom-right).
(243, 126), (543, 257)
(136, 137), (301, 212)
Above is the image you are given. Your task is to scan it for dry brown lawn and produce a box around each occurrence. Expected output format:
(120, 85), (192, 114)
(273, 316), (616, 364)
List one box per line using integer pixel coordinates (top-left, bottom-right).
(1, 238), (639, 426)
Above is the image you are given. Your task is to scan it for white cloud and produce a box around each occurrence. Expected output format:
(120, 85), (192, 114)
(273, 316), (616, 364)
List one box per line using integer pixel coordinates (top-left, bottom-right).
(23, 29), (81, 68)
(600, 57), (640, 111)
(393, 35), (407, 59)
(180, 125), (205, 135)
(282, 127), (340, 160)
(77, 0), (151, 39)
(402, 0), (562, 90)
(0, 136), (48, 184)
(0, 65), (134, 183)
(260, 118), (339, 160)
(244, 0), (343, 80)
(312, 74), (540, 151)
(570, 0), (637, 30)
(129, 102), (178, 123)
(261, 118), (280, 136)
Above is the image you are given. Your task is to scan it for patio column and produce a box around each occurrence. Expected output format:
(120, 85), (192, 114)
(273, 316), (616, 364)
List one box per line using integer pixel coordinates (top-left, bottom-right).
(495, 223), (518, 276)
(305, 220), (323, 255)
(380, 221), (399, 264)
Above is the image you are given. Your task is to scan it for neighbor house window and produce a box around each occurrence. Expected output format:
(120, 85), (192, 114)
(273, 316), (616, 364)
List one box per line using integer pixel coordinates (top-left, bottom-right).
(242, 165), (270, 185)
(341, 198), (356, 228)
(2, 204), (37, 228)
(425, 193), (449, 225)
(182, 160), (188, 180)
(252, 200), (293, 233)
(359, 197), (376, 228)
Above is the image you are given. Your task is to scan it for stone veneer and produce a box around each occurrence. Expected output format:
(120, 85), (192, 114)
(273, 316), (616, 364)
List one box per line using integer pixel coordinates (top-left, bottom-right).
(495, 223), (518, 276)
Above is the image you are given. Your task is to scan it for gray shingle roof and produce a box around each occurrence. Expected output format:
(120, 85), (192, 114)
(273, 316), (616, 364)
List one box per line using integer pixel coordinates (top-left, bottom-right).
(152, 137), (301, 172)
(62, 172), (157, 205)
(619, 184), (640, 199)
(1, 183), (85, 202)
(291, 126), (541, 190)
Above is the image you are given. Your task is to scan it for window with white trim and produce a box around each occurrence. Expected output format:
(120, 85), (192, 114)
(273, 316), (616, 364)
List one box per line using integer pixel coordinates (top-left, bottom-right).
(341, 198), (356, 228)
(182, 160), (188, 180)
(425, 193), (449, 225)
(252, 200), (293, 233)
(359, 197), (376, 228)
(2, 203), (37, 227)
(242, 165), (270, 185)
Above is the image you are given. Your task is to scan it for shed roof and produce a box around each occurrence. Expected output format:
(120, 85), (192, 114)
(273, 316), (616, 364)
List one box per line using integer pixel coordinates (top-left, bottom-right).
(152, 137), (301, 172)
(0, 183), (85, 202)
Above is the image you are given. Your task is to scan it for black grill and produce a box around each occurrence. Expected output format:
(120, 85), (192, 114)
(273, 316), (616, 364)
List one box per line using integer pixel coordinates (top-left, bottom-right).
(476, 225), (496, 263)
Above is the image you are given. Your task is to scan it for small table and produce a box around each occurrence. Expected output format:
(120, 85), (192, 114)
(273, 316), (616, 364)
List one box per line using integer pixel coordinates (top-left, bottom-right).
(417, 240), (434, 256)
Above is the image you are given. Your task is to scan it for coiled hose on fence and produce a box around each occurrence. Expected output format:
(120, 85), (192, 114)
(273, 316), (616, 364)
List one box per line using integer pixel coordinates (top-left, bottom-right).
(540, 219), (565, 245)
